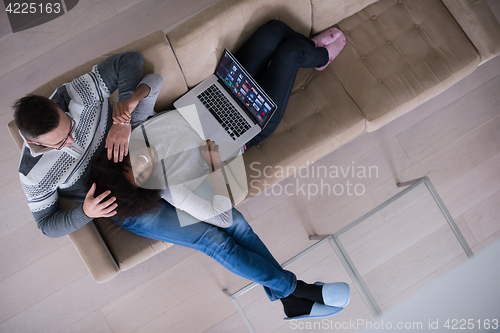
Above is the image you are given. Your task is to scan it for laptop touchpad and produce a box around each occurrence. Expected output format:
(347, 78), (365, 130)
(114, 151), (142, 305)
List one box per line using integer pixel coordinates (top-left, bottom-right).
(200, 113), (220, 139)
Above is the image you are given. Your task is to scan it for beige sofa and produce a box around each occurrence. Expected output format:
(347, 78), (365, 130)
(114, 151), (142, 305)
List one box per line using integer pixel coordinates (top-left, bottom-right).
(8, 0), (500, 282)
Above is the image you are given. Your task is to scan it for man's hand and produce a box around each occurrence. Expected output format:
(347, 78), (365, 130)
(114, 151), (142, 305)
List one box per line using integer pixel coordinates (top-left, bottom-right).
(112, 96), (140, 124)
(83, 183), (117, 218)
(106, 123), (131, 162)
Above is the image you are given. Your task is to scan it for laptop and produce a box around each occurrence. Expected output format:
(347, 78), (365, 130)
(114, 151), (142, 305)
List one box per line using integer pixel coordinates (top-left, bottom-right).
(173, 49), (277, 161)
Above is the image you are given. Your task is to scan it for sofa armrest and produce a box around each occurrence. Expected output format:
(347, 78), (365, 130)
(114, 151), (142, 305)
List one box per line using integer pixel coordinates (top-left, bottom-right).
(67, 221), (120, 283)
(442, 0), (500, 64)
(59, 197), (120, 283)
(8, 120), (23, 151)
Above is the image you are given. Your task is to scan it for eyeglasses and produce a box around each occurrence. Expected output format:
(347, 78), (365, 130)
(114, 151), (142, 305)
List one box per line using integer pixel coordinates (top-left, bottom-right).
(33, 114), (75, 150)
(54, 115), (76, 150)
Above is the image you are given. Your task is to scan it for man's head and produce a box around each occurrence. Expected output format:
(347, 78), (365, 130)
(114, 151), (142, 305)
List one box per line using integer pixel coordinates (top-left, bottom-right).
(13, 95), (74, 149)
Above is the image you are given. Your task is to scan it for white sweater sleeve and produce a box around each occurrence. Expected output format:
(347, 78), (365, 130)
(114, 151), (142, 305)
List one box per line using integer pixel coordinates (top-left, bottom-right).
(160, 172), (233, 228)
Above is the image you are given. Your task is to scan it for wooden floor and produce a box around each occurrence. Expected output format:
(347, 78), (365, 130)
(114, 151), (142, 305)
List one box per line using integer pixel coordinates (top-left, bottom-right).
(1, 0), (500, 332)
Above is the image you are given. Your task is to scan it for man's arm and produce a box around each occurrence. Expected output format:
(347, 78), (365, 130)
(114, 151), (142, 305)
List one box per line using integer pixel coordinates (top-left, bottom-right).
(96, 53), (163, 162)
(33, 199), (92, 238)
(29, 184), (118, 238)
(95, 52), (144, 162)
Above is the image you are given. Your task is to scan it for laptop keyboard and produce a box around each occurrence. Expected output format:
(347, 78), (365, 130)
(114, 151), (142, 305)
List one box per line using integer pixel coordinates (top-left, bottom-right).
(197, 84), (251, 140)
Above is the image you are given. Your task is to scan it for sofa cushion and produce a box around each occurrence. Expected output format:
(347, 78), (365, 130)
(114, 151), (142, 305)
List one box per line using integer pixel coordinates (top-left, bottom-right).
(95, 218), (172, 271)
(331, 0), (481, 131)
(244, 68), (366, 198)
(31, 31), (187, 112)
(167, 0), (312, 88)
(310, 0), (379, 35)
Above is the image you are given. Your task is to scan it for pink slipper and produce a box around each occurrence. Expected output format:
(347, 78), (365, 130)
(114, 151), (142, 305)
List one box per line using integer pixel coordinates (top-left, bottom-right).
(315, 32), (346, 71)
(312, 27), (343, 47)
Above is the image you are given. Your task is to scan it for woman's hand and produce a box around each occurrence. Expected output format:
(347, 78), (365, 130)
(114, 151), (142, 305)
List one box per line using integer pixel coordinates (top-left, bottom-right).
(112, 96), (140, 124)
(112, 83), (151, 124)
(200, 139), (221, 171)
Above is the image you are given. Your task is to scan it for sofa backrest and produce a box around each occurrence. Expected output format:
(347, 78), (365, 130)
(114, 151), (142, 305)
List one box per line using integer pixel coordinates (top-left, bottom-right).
(166, 0), (312, 88)
(310, 0), (379, 34)
(30, 31), (187, 112)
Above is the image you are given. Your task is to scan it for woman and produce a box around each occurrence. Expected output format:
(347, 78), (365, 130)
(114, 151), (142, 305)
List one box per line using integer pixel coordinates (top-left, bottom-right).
(91, 20), (350, 320)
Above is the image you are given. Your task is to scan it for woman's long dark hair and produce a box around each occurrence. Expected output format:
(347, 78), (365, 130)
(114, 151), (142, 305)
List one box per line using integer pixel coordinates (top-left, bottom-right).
(89, 151), (161, 222)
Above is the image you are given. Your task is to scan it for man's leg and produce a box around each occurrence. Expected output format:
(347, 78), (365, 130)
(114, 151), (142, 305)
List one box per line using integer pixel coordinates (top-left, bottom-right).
(118, 201), (296, 301)
(96, 51), (144, 102)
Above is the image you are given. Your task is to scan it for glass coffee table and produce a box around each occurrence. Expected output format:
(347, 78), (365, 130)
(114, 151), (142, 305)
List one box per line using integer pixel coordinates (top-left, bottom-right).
(224, 177), (473, 333)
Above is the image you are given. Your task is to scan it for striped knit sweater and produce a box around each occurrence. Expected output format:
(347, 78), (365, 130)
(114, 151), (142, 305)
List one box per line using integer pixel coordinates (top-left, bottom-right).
(18, 65), (112, 238)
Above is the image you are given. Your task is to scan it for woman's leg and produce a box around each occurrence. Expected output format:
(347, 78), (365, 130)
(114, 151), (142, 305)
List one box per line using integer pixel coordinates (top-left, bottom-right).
(118, 201), (296, 301)
(246, 37), (328, 146)
(221, 208), (290, 300)
(235, 21), (328, 147)
(223, 208), (282, 268)
(235, 20), (318, 80)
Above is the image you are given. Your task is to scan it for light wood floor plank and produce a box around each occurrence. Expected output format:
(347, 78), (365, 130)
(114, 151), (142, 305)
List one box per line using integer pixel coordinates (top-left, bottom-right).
(463, 191), (500, 242)
(58, 310), (114, 333)
(370, 113), (500, 207)
(396, 75), (500, 164)
(0, 187), (33, 239)
(0, 221), (57, 282)
(101, 250), (236, 333)
(0, 244), (195, 333)
(0, 150), (21, 200)
(471, 231), (500, 254)
(133, 280), (244, 333)
(0, 0), (219, 118)
(461, 188), (500, 243)
(343, 194), (447, 276)
(0, 0), (116, 78)
(202, 311), (249, 333)
(108, 0), (144, 14)
(0, 113), (16, 156)
(0, 0), (12, 40)
(440, 150), (500, 219)
(363, 224), (465, 310)
(453, 215), (478, 249)
(0, 242), (87, 323)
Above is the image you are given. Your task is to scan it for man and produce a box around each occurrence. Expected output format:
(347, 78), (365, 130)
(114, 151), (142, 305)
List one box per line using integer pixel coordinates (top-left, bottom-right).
(14, 51), (158, 238)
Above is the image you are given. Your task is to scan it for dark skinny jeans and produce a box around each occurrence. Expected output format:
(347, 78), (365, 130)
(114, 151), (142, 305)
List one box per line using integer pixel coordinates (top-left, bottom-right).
(235, 20), (328, 147)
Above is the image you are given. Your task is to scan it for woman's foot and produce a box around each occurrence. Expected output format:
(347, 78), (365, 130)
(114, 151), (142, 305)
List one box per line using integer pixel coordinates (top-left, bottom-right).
(281, 293), (345, 321)
(315, 32), (346, 71)
(280, 294), (315, 318)
(311, 27), (343, 47)
(291, 280), (324, 303)
(291, 280), (350, 307)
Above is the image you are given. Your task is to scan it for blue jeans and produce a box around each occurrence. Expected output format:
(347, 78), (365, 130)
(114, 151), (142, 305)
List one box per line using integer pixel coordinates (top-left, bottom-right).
(117, 201), (297, 301)
(235, 20), (329, 147)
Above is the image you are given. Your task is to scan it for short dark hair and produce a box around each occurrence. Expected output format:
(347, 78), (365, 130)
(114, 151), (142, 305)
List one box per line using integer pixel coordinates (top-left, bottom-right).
(89, 151), (161, 223)
(13, 95), (61, 140)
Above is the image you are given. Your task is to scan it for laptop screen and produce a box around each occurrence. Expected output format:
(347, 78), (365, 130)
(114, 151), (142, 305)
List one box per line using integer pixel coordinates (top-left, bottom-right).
(215, 49), (277, 128)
